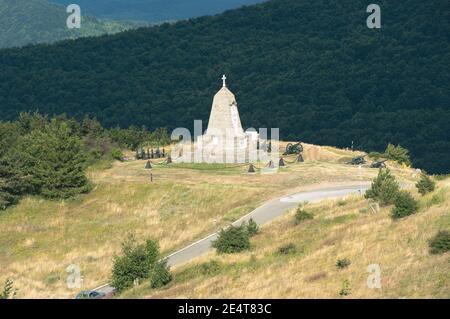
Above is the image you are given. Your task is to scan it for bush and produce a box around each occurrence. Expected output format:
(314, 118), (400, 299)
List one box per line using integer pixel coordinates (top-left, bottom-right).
(212, 225), (251, 254)
(429, 230), (450, 254)
(365, 168), (400, 206)
(416, 173), (436, 196)
(336, 258), (351, 269)
(391, 191), (419, 219)
(277, 243), (297, 255)
(246, 218), (259, 237)
(111, 235), (160, 293)
(111, 148), (124, 161)
(384, 144), (411, 166)
(295, 208), (313, 224)
(150, 260), (172, 289)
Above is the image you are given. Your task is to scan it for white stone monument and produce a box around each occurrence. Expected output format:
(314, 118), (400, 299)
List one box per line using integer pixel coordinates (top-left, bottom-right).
(197, 75), (257, 163)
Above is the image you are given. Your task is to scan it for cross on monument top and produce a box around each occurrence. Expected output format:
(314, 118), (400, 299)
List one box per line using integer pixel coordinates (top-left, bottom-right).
(222, 74), (227, 87)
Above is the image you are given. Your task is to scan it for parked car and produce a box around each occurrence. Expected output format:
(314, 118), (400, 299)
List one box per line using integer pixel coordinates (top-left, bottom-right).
(75, 290), (107, 299)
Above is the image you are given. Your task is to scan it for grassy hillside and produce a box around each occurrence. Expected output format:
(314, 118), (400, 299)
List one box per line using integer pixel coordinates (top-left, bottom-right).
(0, 144), (418, 298)
(50, 0), (266, 22)
(122, 179), (450, 299)
(0, 0), (139, 49)
(0, 0), (448, 173)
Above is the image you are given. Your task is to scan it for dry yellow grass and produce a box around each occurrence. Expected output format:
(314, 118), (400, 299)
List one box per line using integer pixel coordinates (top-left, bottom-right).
(0, 144), (420, 298)
(122, 180), (450, 299)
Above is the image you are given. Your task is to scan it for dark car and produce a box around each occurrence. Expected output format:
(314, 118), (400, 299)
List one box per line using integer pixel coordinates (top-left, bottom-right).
(75, 290), (107, 299)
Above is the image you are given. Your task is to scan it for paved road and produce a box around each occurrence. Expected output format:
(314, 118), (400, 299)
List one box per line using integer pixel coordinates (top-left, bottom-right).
(94, 182), (370, 295)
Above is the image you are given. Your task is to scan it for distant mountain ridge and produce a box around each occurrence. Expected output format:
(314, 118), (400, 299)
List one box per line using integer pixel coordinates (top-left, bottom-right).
(50, 0), (267, 22)
(0, 0), (449, 173)
(0, 0), (139, 49)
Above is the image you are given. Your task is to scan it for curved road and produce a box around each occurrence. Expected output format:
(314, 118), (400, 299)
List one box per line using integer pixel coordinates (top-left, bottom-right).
(95, 182), (370, 295)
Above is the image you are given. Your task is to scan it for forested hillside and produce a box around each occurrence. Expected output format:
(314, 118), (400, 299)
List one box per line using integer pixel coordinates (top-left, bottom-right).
(0, 0), (138, 48)
(50, 0), (266, 22)
(0, 0), (449, 173)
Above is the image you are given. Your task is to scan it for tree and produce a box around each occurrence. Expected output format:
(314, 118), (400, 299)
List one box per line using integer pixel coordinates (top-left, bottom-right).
(365, 169), (400, 206)
(429, 230), (450, 254)
(0, 122), (21, 158)
(416, 173), (436, 195)
(111, 234), (161, 293)
(384, 144), (411, 166)
(151, 127), (171, 146)
(0, 155), (33, 211)
(111, 148), (124, 161)
(391, 191), (419, 219)
(81, 115), (103, 138)
(212, 225), (251, 254)
(8, 120), (92, 199)
(0, 166), (23, 211)
(246, 218), (259, 237)
(150, 260), (172, 288)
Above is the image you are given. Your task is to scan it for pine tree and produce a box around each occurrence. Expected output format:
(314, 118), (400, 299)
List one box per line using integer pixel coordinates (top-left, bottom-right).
(384, 144), (411, 166)
(365, 168), (400, 206)
(391, 191), (419, 219)
(246, 218), (259, 237)
(416, 173), (436, 195)
(0, 157), (31, 210)
(9, 120), (91, 199)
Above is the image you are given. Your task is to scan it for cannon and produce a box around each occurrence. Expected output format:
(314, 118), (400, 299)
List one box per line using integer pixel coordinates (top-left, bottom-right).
(347, 156), (366, 165)
(283, 142), (303, 155)
(370, 159), (387, 168)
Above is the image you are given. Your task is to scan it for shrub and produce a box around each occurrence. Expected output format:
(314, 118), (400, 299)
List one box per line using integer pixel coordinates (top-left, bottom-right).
(246, 218), (259, 237)
(150, 260), (172, 289)
(391, 191), (419, 219)
(111, 148), (124, 161)
(277, 243), (297, 255)
(336, 258), (351, 269)
(295, 208), (313, 224)
(416, 173), (436, 196)
(339, 280), (351, 296)
(0, 279), (17, 299)
(365, 168), (400, 206)
(212, 225), (251, 254)
(384, 144), (411, 166)
(111, 234), (161, 293)
(429, 230), (450, 254)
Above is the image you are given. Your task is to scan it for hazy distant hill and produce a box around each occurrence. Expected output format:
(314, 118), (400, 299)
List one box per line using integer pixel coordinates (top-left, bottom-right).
(0, 0), (449, 173)
(50, 0), (266, 22)
(0, 0), (139, 49)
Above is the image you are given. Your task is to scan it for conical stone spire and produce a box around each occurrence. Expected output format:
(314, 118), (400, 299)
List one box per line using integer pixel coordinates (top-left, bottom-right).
(206, 75), (244, 137)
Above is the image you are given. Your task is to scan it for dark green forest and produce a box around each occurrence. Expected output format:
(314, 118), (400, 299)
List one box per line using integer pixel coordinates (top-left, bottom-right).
(0, 0), (449, 173)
